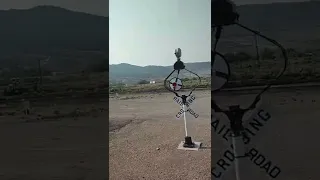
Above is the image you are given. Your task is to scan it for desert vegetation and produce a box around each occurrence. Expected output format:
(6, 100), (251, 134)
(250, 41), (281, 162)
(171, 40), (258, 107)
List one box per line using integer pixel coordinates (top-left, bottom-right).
(109, 47), (320, 94)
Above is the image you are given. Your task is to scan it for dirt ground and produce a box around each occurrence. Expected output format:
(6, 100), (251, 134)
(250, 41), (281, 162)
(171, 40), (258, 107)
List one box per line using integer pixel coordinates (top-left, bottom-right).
(0, 98), (108, 180)
(109, 91), (211, 180)
(110, 87), (320, 180)
(0, 87), (319, 180)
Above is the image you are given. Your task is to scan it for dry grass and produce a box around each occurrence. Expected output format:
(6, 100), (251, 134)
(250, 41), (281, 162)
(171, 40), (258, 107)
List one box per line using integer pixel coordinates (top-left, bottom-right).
(110, 55), (320, 94)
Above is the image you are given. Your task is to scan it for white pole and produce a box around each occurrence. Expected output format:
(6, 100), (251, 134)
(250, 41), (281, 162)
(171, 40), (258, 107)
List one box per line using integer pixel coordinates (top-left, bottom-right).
(232, 137), (241, 180)
(232, 135), (246, 180)
(182, 104), (188, 137)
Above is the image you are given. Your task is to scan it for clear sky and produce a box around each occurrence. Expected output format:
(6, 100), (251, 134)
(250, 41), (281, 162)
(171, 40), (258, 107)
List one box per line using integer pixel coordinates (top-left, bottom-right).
(109, 0), (211, 66)
(109, 0), (310, 66)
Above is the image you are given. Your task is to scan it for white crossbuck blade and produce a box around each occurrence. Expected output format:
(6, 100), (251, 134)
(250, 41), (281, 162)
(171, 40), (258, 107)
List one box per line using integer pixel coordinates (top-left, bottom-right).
(173, 95), (199, 119)
(175, 108), (199, 119)
(173, 95), (196, 107)
(211, 99), (282, 180)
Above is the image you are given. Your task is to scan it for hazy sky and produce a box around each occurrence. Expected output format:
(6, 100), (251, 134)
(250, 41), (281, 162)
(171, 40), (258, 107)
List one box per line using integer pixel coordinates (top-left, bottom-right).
(110, 0), (211, 66)
(109, 0), (309, 66)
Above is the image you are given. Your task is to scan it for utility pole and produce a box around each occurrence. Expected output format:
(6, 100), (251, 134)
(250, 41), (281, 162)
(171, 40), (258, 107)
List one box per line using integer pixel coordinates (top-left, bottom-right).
(38, 59), (42, 85)
(254, 34), (260, 67)
(37, 56), (50, 86)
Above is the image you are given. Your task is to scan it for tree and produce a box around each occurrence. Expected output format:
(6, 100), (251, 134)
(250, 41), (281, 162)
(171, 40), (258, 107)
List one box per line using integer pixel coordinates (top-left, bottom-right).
(138, 80), (149, 84)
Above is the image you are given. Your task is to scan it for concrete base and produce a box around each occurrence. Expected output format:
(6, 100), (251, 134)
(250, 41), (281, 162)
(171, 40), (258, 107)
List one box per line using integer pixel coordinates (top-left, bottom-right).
(177, 141), (202, 151)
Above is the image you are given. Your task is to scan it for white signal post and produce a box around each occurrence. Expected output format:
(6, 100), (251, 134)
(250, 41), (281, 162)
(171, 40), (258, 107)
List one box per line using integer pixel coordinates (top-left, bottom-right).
(164, 48), (202, 151)
(182, 104), (188, 137)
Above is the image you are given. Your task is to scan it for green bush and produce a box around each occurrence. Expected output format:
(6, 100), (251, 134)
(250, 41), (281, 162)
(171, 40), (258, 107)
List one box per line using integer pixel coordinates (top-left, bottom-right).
(137, 80), (149, 84)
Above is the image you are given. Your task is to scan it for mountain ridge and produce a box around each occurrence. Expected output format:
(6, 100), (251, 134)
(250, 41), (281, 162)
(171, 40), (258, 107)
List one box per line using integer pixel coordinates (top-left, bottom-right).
(109, 61), (211, 84)
(0, 2), (320, 82)
(0, 5), (108, 73)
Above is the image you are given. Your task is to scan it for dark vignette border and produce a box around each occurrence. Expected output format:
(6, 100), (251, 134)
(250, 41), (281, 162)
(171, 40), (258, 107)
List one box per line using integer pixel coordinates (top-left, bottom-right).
(0, 1), (109, 179)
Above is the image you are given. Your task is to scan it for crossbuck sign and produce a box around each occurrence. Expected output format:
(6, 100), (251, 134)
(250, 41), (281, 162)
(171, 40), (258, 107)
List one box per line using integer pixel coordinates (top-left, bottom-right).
(174, 95), (199, 119)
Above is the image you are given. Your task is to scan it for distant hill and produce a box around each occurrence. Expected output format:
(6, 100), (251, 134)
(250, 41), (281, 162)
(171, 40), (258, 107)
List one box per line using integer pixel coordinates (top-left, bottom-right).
(109, 62), (211, 84)
(1, 1), (320, 79)
(0, 5), (108, 73)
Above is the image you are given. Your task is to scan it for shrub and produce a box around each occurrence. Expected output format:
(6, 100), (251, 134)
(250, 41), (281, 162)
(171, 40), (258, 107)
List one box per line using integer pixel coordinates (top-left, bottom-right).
(137, 80), (149, 84)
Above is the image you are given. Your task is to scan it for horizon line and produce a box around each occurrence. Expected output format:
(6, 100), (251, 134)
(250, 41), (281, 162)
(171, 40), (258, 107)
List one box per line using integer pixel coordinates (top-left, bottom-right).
(0, 5), (108, 18)
(109, 61), (210, 67)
